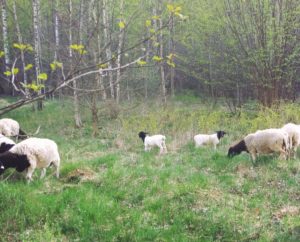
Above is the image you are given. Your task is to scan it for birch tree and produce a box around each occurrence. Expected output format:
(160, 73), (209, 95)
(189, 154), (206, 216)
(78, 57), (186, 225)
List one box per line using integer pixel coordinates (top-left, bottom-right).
(102, 0), (115, 99)
(13, 0), (28, 95)
(1, 0), (9, 70)
(32, 0), (43, 110)
(116, 0), (125, 104)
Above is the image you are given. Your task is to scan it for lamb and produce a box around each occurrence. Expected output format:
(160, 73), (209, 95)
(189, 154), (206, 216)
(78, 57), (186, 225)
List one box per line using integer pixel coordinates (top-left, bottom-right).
(0, 137), (60, 182)
(228, 128), (288, 163)
(281, 123), (300, 159)
(0, 134), (16, 153)
(0, 118), (27, 139)
(138, 131), (167, 155)
(194, 131), (226, 150)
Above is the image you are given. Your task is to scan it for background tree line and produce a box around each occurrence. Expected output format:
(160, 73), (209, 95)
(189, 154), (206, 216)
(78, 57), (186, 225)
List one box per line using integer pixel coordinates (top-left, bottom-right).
(1, 0), (300, 116)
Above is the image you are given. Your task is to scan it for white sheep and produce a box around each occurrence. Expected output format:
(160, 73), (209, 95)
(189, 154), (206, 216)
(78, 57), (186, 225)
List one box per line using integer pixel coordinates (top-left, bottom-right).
(194, 131), (226, 150)
(0, 118), (27, 139)
(228, 128), (288, 163)
(138, 131), (167, 155)
(281, 123), (300, 159)
(0, 134), (16, 153)
(0, 137), (60, 182)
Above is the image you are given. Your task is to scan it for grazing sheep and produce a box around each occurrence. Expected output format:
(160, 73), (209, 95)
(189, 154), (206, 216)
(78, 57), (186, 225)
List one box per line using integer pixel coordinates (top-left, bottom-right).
(138, 131), (167, 155)
(0, 118), (27, 139)
(228, 128), (288, 163)
(194, 131), (226, 150)
(281, 123), (300, 159)
(0, 137), (60, 182)
(0, 134), (15, 153)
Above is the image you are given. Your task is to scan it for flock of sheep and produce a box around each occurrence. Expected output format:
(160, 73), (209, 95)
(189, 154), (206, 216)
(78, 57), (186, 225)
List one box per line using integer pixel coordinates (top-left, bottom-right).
(0, 116), (299, 183)
(0, 118), (60, 182)
(139, 122), (300, 163)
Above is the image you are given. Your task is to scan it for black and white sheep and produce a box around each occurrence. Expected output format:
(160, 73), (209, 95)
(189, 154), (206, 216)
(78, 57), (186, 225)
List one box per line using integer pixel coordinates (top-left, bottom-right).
(138, 131), (167, 155)
(228, 128), (288, 163)
(0, 137), (60, 182)
(281, 123), (300, 159)
(0, 134), (15, 153)
(0, 118), (27, 139)
(194, 131), (226, 149)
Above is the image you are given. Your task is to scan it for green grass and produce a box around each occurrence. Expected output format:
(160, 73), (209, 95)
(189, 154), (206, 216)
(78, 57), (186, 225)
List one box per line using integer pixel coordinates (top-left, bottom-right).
(0, 99), (300, 241)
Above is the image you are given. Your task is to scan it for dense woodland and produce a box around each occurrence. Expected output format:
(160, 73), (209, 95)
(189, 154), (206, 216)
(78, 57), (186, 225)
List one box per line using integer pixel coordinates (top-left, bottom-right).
(1, 0), (300, 118)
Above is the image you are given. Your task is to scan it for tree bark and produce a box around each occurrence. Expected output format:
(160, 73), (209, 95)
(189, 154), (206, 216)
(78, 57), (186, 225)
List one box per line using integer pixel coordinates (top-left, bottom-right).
(102, 0), (115, 99)
(72, 0), (82, 127)
(158, 0), (167, 103)
(32, 0), (43, 110)
(13, 0), (28, 96)
(116, 0), (125, 104)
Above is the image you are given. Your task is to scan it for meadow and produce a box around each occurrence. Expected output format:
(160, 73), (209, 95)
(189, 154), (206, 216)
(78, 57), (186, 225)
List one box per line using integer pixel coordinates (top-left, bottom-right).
(1, 97), (300, 241)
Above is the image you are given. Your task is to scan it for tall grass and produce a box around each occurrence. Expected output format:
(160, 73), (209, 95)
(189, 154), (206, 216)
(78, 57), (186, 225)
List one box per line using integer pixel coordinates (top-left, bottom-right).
(0, 98), (300, 241)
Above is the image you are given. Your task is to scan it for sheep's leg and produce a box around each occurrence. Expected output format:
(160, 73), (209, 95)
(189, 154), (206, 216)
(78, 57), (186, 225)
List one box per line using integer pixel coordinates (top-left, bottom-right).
(250, 152), (257, 164)
(162, 141), (167, 153)
(40, 168), (46, 179)
(158, 145), (164, 155)
(26, 165), (35, 183)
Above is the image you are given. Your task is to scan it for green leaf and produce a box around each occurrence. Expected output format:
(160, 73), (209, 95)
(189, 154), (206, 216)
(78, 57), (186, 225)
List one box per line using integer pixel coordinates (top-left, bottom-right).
(0, 51), (4, 58)
(12, 68), (19, 75)
(152, 55), (163, 62)
(167, 60), (176, 68)
(145, 20), (152, 27)
(98, 63), (108, 69)
(50, 61), (63, 71)
(37, 73), (48, 81)
(152, 15), (160, 20)
(137, 60), (147, 66)
(70, 44), (85, 50)
(118, 21), (125, 29)
(4, 71), (12, 76)
(25, 64), (33, 71)
(13, 43), (33, 51)
(167, 4), (174, 12)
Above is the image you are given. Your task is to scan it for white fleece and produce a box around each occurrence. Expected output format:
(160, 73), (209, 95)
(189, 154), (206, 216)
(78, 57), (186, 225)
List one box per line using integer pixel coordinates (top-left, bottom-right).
(10, 137), (60, 181)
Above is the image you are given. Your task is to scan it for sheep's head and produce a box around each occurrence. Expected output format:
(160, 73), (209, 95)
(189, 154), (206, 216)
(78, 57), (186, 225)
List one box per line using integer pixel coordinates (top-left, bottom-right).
(138, 131), (148, 143)
(216, 131), (226, 140)
(228, 140), (247, 158)
(0, 161), (5, 175)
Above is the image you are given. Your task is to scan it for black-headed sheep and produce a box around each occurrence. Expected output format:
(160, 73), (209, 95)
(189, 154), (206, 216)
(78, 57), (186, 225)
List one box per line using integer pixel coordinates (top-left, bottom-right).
(138, 131), (167, 155)
(194, 131), (226, 149)
(0, 137), (60, 182)
(228, 128), (288, 163)
(0, 134), (15, 153)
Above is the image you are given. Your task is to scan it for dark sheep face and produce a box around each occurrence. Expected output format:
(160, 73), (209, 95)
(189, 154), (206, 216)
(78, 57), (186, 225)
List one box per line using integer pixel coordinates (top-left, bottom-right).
(228, 147), (238, 157)
(216, 131), (226, 140)
(227, 140), (247, 158)
(138, 131), (148, 143)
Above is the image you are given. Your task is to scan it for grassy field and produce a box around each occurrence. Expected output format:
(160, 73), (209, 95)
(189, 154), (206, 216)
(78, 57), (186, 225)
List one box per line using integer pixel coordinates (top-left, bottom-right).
(1, 98), (300, 241)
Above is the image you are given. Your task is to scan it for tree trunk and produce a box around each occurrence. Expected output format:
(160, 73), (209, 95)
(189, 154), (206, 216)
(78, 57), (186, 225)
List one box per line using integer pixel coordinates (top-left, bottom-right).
(13, 0), (28, 96)
(71, 0), (82, 127)
(32, 0), (43, 110)
(102, 0), (114, 99)
(93, 0), (107, 100)
(168, 0), (175, 98)
(1, 0), (9, 69)
(158, 0), (166, 103)
(116, 0), (125, 104)
(0, 0), (11, 94)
